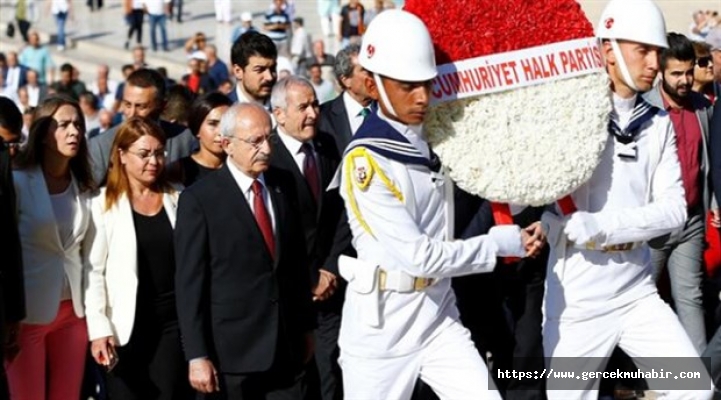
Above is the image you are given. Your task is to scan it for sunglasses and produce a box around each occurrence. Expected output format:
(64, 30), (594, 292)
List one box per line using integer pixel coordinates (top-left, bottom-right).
(696, 56), (713, 68)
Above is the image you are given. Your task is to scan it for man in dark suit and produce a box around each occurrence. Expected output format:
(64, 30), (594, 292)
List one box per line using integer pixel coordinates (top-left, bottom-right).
(0, 98), (27, 397)
(318, 44), (373, 154)
(175, 102), (315, 399)
(228, 31), (278, 109)
(270, 77), (351, 400)
(88, 68), (196, 185)
(2, 52), (29, 94)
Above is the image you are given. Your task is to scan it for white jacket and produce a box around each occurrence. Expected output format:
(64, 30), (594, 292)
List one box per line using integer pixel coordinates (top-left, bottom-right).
(543, 99), (686, 322)
(83, 188), (179, 345)
(14, 167), (90, 324)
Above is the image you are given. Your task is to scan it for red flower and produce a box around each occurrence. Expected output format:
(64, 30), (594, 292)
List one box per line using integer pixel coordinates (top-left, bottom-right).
(404, 0), (595, 65)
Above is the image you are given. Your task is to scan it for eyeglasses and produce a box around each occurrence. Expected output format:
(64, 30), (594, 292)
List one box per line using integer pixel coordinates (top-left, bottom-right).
(696, 56), (713, 68)
(127, 149), (167, 162)
(229, 134), (275, 150)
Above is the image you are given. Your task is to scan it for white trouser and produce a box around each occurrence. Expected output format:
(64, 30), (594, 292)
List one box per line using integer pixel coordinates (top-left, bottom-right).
(339, 321), (501, 400)
(213, 0), (231, 22)
(544, 294), (713, 400)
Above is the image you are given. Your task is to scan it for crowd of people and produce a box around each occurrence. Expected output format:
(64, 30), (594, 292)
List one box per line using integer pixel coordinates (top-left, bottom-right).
(0, 0), (721, 400)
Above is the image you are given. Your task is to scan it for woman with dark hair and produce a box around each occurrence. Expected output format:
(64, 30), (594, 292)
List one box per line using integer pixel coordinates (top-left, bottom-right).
(7, 96), (95, 400)
(170, 92), (232, 186)
(692, 41), (716, 103)
(84, 117), (193, 400)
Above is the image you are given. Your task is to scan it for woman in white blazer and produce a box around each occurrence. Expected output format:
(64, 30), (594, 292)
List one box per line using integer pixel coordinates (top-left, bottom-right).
(84, 117), (193, 400)
(7, 96), (95, 400)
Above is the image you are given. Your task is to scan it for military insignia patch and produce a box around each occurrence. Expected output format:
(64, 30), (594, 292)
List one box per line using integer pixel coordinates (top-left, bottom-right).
(352, 156), (373, 189)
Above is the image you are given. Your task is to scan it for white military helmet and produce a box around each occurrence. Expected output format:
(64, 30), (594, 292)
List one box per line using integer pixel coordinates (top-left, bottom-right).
(359, 10), (436, 120)
(596, 0), (668, 49)
(359, 9), (437, 82)
(596, 0), (667, 92)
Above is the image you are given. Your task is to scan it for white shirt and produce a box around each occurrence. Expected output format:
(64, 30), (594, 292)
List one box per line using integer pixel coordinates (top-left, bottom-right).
(26, 85), (40, 107)
(543, 92), (686, 321)
(290, 27), (312, 59)
(234, 85), (277, 128)
(277, 127), (315, 176)
(338, 109), (523, 358)
(227, 159), (276, 231)
(49, 183), (77, 300)
(142, 0), (170, 15)
(312, 79), (336, 104)
(5, 66), (22, 92)
(51, 0), (69, 14)
(343, 91), (369, 136)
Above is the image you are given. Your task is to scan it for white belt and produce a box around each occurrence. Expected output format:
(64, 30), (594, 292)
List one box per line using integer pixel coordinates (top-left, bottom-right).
(571, 241), (640, 252)
(378, 269), (436, 293)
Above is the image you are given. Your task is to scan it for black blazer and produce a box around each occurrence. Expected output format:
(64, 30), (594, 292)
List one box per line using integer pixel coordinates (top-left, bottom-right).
(0, 140), (26, 351)
(174, 165), (315, 374)
(318, 94), (354, 155)
(270, 131), (351, 283)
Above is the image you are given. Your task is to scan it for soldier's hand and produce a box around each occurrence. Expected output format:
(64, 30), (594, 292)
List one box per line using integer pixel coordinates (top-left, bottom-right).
(189, 358), (220, 394)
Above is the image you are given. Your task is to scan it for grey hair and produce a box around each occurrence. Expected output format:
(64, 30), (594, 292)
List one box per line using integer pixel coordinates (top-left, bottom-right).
(270, 76), (315, 111)
(219, 102), (271, 138)
(334, 43), (361, 87)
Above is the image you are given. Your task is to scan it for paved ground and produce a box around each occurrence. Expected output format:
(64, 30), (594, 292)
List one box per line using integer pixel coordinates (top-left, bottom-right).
(0, 0), (719, 83)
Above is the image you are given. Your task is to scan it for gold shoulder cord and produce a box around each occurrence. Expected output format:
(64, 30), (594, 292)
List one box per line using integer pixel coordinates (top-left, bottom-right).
(344, 147), (405, 238)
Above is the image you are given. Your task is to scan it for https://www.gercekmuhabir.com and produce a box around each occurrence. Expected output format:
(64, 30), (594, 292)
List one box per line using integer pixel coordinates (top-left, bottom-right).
(498, 368), (703, 381)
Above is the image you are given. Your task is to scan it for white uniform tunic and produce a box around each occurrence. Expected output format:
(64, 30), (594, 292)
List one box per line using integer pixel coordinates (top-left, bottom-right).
(338, 112), (522, 358)
(545, 93), (687, 321)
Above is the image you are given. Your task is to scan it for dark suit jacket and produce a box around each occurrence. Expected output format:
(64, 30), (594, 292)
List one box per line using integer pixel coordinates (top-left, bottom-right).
(88, 119), (197, 185)
(318, 94), (353, 155)
(0, 140), (26, 349)
(174, 165), (315, 374)
(711, 99), (721, 207)
(270, 131), (350, 284)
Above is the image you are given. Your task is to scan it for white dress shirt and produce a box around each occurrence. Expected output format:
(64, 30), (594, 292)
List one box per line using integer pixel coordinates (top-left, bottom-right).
(5, 66), (22, 92)
(277, 127), (316, 176)
(227, 159), (276, 231)
(343, 91), (368, 136)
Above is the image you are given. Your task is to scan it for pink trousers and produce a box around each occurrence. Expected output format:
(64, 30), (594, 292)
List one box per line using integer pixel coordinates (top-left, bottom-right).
(5, 300), (88, 400)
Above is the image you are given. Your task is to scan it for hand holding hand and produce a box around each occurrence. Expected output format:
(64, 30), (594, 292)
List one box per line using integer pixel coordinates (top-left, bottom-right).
(523, 221), (546, 258)
(189, 359), (220, 394)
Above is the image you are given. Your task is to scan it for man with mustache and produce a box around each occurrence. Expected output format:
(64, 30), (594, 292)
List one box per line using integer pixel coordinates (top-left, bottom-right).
(175, 102), (315, 399)
(643, 32), (716, 356)
(229, 31), (278, 110)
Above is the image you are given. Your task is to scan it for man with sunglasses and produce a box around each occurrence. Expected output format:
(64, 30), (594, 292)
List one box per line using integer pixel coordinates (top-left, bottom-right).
(642, 32), (716, 356)
(0, 98), (26, 398)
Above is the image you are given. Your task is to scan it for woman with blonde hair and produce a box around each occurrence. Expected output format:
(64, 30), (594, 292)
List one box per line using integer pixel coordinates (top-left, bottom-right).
(7, 96), (94, 400)
(84, 117), (192, 399)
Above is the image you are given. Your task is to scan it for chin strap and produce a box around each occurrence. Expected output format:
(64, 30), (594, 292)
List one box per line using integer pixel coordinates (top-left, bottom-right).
(373, 73), (398, 119)
(610, 39), (640, 93)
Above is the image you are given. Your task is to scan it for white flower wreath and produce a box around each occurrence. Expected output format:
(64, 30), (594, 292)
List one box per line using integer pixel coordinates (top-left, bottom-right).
(426, 73), (611, 206)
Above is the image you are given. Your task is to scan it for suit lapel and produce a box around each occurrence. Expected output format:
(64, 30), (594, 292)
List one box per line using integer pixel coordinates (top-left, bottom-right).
(163, 190), (179, 228)
(271, 134), (318, 214)
(331, 96), (353, 150)
(265, 172), (283, 270)
(28, 167), (63, 252)
(116, 194), (139, 275)
(217, 165), (275, 262)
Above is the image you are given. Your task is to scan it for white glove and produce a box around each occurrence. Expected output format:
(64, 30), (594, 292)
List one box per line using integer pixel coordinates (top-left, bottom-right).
(564, 211), (603, 245)
(488, 225), (525, 258)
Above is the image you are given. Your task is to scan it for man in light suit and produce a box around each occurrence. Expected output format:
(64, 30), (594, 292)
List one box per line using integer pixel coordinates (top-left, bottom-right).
(643, 32), (717, 355)
(0, 98), (26, 397)
(318, 44), (373, 155)
(88, 68), (196, 185)
(175, 103), (315, 399)
(228, 31), (278, 109)
(270, 77), (352, 400)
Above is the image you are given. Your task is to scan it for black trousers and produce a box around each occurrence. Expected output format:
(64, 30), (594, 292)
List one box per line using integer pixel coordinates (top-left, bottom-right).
(106, 297), (193, 400)
(313, 299), (343, 400)
(126, 9), (144, 44)
(16, 19), (31, 42)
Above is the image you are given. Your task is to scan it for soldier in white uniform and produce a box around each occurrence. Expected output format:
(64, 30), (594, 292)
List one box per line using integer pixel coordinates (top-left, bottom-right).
(542, 1), (713, 399)
(334, 10), (543, 400)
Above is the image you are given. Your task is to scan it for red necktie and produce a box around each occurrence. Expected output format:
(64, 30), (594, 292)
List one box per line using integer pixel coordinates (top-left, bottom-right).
(301, 143), (320, 201)
(251, 180), (275, 258)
